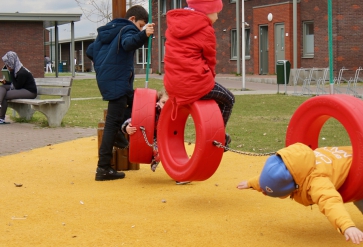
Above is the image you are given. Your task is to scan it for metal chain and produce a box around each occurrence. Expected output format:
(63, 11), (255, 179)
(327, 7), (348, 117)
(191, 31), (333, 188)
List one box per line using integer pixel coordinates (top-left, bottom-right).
(139, 126), (155, 147)
(213, 141), (276, 156)
(139, 126), (275, 156)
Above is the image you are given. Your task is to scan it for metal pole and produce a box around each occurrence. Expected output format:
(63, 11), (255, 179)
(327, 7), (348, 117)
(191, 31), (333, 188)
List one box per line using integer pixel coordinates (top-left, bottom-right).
(236, 0), (240, 75)
(71, 21), (75, 77)
(157, 0), (161, 75)
(241, 0), (246, 90)
(328, 0), (334, 94)
(293, 0), (297, 69)
(145, 0), (152, 88)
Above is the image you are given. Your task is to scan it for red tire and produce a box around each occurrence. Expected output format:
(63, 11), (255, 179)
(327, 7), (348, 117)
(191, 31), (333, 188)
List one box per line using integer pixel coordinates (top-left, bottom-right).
(129, 88), (157, 164)
(157, 100), (225, 181)
(286, 94), (363, 202)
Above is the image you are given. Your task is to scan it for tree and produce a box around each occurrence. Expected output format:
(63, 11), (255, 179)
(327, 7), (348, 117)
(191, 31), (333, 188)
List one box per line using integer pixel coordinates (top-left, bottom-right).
(75, 0), (148, 26)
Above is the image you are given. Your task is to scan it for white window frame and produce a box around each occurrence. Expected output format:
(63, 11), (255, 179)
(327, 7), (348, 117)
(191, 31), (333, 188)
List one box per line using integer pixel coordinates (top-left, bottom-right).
(136, 46), (150, 65)
(230, 28), (251, 60)
(161, 0), (167, 14)
(303, 21), (314, 58)
(171, 0), (182, 9)
(161, 37), (166, 62)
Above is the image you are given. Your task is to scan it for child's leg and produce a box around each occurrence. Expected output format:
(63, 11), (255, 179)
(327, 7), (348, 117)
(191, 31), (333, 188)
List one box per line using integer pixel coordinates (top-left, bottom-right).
(354, 200), (363, 214)
(200, 82), (235, 127)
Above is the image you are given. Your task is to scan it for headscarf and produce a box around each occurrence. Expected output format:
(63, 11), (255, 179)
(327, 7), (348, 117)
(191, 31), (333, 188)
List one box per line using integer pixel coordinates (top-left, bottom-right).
(2, 51), (23, 76)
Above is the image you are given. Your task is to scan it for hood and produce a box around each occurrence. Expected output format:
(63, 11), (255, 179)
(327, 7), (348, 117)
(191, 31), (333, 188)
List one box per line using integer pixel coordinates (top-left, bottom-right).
(96, 18), (132, 44)
(166, 9), (211, 39)
(277, 143), (316, 188)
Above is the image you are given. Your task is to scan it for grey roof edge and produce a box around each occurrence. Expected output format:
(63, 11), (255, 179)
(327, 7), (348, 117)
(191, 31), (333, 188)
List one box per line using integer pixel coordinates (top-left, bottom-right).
(0, 13), (82, 27)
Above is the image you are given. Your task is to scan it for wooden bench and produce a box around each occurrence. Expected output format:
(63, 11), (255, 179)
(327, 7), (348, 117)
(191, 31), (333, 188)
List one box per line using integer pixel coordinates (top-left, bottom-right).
(8, 77), (73, 127)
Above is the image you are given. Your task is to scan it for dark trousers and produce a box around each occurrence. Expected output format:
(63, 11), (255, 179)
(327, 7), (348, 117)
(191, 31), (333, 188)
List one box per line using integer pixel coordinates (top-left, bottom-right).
(200, 82), (235, 127)
(0, 85), (37, 119)
(98, 95), (131, 168)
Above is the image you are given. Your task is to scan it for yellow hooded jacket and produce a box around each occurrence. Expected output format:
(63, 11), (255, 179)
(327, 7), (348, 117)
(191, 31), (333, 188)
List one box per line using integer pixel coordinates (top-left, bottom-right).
(248, 143), (354, 233)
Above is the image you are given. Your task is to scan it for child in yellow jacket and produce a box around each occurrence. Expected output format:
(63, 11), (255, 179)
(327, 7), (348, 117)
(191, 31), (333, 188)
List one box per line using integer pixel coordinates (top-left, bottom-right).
(237, 142), (363, 244)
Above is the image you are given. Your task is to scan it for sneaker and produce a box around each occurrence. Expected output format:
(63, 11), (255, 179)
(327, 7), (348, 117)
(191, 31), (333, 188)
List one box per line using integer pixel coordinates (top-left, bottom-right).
(114, 131), (129, 149)
(175, 181), (191, 185)
(224, 133), (231, 152)
(0, 119), (9, 124)
(95, 166), (125, 181)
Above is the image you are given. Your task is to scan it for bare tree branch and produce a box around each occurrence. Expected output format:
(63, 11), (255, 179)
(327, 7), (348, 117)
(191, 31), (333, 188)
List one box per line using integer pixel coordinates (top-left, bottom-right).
(74, 0), (148, 26)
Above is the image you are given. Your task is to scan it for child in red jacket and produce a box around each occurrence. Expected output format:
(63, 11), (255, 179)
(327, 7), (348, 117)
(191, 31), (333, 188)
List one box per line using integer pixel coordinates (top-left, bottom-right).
(237, 143), (363, 244)
(164, 0), (235, 151)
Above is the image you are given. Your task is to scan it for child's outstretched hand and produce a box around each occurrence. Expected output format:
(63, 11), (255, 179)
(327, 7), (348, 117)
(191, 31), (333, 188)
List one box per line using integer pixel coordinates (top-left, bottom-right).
(236, 181), (248, 190)
(344, 227), (363, 244)
(126, 123), (137, 135)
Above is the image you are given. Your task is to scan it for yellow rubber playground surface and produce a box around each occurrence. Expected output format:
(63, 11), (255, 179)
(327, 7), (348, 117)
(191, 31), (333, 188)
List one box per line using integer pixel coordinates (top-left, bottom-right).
(0, 136), (361, 246)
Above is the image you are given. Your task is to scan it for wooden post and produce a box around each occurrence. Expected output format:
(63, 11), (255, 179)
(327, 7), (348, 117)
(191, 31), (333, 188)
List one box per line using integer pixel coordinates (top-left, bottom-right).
(112, 0), (127, 19)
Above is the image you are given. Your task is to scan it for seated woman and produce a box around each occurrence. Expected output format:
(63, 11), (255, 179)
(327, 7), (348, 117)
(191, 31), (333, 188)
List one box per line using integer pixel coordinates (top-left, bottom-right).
(0, 51), (37, 124)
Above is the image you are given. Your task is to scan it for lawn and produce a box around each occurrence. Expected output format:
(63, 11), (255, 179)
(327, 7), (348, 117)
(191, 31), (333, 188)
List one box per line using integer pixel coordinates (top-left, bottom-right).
(8, 77), (351, 154)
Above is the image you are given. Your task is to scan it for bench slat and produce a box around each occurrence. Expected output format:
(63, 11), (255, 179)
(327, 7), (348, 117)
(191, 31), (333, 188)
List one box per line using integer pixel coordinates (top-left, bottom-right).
(8, 99), (65, 105)
(37, 86), (71, 96)
(35, 78), (73, 87)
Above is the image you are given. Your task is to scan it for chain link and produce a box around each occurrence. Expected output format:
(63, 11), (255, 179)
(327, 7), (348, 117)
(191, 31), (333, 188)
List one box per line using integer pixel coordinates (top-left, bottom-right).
(139, 126), (155, 147)
(213, 141), (276, 156)
(139, 126), (275, 156)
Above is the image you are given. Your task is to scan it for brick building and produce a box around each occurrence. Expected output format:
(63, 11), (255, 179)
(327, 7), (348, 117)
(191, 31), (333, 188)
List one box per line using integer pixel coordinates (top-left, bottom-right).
(0, 13), (81, 78)
(151, 0), (363, 77)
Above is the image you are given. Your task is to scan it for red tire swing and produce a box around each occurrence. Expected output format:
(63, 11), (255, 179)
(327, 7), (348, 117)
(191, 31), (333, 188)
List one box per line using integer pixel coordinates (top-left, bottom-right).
(129, 88), (157, 164)
(157, 100), (225, 182)
(285, 94), (363, 202)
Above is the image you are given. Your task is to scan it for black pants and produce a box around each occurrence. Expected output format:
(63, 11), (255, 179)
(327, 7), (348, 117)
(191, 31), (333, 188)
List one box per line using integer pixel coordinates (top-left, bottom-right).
(98, 95), (132, 168)
(200, 82), (235, 127)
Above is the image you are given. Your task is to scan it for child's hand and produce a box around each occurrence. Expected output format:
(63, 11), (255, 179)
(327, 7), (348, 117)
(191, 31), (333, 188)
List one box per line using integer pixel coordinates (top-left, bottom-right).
(126, 123), (137, 135)
(344, 227), (363, 244)
(145, 23), (155, 37)
(0, 79), (5, 84)
(236, 181), (249, 190)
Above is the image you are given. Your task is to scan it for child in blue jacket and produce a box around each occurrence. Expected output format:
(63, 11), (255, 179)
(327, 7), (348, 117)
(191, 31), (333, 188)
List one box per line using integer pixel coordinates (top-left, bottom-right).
(86, 5), (154, 181)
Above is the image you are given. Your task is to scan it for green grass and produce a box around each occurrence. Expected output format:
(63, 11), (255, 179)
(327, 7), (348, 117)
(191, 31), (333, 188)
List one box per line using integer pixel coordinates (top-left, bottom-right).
(8, 77), (351, 153)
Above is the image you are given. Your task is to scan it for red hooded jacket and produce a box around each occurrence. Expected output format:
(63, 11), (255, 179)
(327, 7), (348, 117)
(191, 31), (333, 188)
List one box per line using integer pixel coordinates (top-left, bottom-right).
(164, 9), (216, 106)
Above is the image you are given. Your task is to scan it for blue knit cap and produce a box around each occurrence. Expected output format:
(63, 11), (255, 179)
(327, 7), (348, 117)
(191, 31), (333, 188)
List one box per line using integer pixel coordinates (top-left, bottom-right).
(259, 155), (296, 197)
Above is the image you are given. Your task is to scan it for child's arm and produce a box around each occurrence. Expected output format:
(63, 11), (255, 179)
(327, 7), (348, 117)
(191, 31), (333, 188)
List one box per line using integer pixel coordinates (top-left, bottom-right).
(201, 29), (217, 77)
(310, 177), (358, 237)
(236, 176), (263, 192)
(344, 227), (363, 244)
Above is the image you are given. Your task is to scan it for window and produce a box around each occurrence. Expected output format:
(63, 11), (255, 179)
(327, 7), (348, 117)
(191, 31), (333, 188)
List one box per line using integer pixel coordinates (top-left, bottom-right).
(136, 46), (150, 65)
(245, 29), (251, 57)
(161, 37), (166, 62)
(230, 29), (251, 60)
(231, 29), (237, 59)
(161, 0), (167, 14)
(171, 0), (182, 9)
(303, 21), (314, 57)
(78, 50), (83, 65)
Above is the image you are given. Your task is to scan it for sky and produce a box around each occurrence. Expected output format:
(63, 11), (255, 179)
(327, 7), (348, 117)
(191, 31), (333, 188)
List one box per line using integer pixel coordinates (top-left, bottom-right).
(1, 0), (146, 40)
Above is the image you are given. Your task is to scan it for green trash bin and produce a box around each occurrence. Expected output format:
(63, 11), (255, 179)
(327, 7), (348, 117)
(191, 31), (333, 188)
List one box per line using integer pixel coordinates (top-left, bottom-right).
(276, 60), (291, 93)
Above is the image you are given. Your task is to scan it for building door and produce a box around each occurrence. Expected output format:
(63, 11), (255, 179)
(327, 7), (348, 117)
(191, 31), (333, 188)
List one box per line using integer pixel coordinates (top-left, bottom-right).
(275, 23), (285, 73)
(259, 26), (268, 75)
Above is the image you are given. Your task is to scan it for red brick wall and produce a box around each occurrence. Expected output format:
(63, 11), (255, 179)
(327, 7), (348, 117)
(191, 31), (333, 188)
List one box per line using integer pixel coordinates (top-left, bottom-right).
(151, 0), (363, 76)
(0, 21), (44, 78)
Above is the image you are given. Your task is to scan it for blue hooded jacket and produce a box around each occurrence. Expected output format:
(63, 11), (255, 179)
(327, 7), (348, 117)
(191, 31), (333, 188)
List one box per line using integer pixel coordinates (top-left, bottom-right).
(86, 18), (148, 100)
